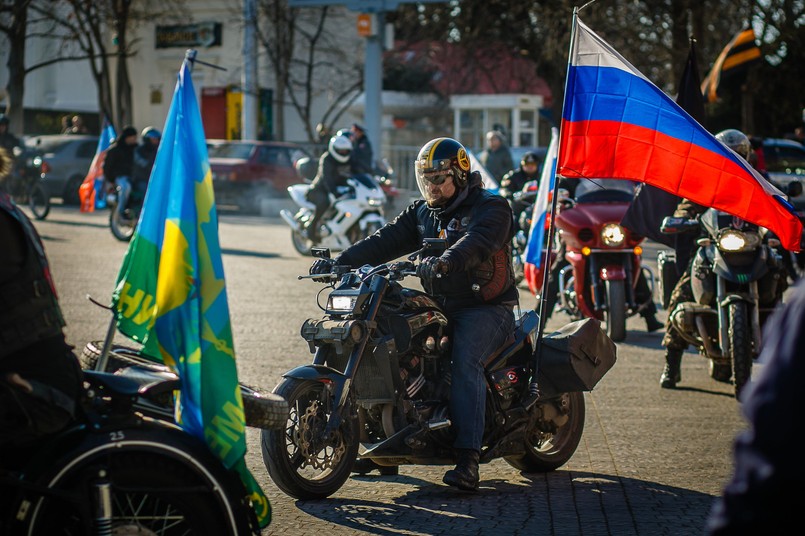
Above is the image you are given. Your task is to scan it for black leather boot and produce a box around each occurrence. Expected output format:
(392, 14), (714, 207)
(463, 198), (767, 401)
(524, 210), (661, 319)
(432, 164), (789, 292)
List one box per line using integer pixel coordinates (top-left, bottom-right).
(443, 449), (480, 491)
(660, 349), (683, 389)
(642, 312), (664, 333)
(352, 459), (399, 476)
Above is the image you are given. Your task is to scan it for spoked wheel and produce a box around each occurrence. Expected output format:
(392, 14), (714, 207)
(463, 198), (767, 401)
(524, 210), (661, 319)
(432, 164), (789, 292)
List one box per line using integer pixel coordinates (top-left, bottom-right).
(22, 450), (248, 535)
(261, 377), (359, 499)
(291, 229), (314, 256)
(729, 301), (753, 398)
(80, 340), (287, 429)
(504, 391), (585, 472)
(110, 209), (137, 241)
(604, 280), (627, 342)
(28, 184), (50, 220)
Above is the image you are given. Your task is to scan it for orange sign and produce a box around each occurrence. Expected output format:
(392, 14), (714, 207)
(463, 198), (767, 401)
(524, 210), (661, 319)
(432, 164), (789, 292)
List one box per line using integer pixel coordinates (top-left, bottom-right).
(357, 13), (372, 37)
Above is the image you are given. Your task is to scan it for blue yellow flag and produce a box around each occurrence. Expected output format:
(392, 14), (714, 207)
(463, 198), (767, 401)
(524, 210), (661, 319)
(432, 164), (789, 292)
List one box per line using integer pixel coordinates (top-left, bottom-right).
(110, 52), (270, 527)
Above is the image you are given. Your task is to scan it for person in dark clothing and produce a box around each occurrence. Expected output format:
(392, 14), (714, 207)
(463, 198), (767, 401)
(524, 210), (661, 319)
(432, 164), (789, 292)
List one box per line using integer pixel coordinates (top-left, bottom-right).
(310, 137), (517, 491)
(349, 123), (373, 175)
(659, 129), (757, 388)
(480, 130), (514, 184)
(706, 278), (805, 534)
(0, 148), (82, 449)
(0, 114), (22, 156)
(103, 126), (138, 218)
(304, 134), (353, 241)
(499, 151), (541, 232)
(131, 126), (161, 197)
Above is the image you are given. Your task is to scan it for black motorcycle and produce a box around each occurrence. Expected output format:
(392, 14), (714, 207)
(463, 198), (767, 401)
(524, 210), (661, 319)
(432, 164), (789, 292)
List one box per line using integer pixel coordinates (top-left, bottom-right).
(661, 209), (789, 397)
(261, 241), (616, 500)
(0, 369), (262, 535)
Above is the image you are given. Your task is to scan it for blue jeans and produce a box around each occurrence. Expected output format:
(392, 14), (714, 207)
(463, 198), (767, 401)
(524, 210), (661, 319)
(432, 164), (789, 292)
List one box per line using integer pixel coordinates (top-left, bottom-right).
(116, 176), (131, 216)
(449, 304), (515, 451)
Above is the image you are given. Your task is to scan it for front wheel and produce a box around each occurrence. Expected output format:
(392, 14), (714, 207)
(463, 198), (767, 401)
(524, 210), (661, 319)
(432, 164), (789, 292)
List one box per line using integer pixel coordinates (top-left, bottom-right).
(504, 391), (585, 472)
(28, 184), (50, 220)
(604, 279), (627, 342)
(729, 301), (752, 398)
(261, 377), (359, 499)
(110, 209), (136, 241)
(291, 229), (314, 256)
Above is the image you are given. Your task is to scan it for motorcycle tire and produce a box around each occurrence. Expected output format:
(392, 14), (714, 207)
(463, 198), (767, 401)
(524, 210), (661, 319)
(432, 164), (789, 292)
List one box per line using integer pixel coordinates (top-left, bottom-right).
(80, 340), (288, 430)
(28, 184), (50, 220)
(261, 377), (359, 500)
(110, 209), (136, 242)
(12, 425), (258, 535)
(504, 391), (585, 472)
(729, 301), (752, 398)
(604, 280), (627, 342)
(291, 229), (314, 256)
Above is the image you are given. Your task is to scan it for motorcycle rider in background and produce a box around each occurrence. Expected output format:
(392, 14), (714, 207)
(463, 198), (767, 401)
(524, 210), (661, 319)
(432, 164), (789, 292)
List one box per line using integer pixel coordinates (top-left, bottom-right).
(310, 137), (518, 491)
(131, 127), (161, 193)
(349, 123), (374, 175)
(0, 114), (22, 156)
(103, 126), (138, 219)
(303, 134), (353, 242)
(499, 151), (541, 232)
(659, 129), (785, 388)
(0, 148), (82, 450)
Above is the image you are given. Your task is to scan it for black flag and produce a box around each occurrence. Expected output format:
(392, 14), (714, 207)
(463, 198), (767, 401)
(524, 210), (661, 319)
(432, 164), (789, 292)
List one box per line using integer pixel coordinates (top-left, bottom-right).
(621, 39), (705, 255)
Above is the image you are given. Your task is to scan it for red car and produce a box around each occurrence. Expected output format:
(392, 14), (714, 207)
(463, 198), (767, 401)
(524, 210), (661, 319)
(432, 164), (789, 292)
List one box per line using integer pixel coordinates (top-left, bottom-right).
(207, 140), (311, 212)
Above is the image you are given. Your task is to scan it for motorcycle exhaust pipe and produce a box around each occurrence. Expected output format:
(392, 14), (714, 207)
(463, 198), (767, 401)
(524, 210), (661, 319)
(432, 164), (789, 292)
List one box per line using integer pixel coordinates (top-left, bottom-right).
(279, 209), (301, 231)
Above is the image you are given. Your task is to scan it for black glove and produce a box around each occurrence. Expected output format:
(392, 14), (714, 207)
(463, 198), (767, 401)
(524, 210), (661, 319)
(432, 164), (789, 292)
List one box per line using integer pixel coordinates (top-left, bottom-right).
(310, 258), (336, 277)
(416, 256), (449, 282)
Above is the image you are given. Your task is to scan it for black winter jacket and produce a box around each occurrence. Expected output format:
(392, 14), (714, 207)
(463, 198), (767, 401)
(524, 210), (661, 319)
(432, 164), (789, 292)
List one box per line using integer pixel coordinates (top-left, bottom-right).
(103, 141), (135, 184)
(337, 172), (518, 311)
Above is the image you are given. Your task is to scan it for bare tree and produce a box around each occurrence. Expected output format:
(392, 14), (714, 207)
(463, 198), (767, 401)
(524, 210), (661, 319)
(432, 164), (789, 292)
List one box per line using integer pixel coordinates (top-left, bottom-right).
(0, 0), (32, 131)
(256, 1), (363, 142)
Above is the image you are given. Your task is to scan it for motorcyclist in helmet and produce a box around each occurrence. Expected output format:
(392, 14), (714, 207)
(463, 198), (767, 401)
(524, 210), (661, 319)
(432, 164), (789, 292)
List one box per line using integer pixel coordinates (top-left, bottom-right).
(103, 126), (139, 219)
(659, 128), (757, 388)
(499, 151), (541, 233)
(310, 137), (518, 491)
(303, 134), (353, 241)
(131, 127), (161, 195)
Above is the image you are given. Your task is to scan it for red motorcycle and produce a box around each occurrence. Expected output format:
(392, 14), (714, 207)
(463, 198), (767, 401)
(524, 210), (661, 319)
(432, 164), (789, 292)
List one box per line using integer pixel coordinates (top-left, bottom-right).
(547, 180), (654, 342)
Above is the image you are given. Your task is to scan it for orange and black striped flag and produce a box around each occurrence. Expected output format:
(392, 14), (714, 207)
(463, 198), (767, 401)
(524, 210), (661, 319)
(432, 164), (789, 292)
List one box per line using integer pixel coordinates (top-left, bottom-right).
(701, 27), (762, 103)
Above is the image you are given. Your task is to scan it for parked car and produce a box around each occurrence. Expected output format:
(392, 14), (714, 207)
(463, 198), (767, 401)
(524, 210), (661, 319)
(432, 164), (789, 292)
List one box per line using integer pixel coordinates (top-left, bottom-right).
(761, 138), (805, 209)
(26, 134), (98, 205)
(207, 140), (310, 212)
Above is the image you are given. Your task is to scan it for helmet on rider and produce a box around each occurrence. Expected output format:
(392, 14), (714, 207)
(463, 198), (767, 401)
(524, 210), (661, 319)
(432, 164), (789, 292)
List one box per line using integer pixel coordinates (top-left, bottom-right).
(715, 129), (752, 161)
(521, 151), (539, 175)
(328, 134), (352, 163)
(141, 126), (161, 142)
(415, 137), (471, 206)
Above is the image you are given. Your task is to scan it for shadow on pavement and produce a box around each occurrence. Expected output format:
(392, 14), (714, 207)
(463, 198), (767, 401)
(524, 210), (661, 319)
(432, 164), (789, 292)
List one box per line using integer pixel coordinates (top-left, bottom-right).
(293, 470), (716, 535)
(39, 217), (108, 230)
(221, 247), (279, 260)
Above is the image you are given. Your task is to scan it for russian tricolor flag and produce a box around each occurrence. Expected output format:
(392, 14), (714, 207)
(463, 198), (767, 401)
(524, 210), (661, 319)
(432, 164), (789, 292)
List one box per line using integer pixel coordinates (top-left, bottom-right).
(558, 18), (802, 252)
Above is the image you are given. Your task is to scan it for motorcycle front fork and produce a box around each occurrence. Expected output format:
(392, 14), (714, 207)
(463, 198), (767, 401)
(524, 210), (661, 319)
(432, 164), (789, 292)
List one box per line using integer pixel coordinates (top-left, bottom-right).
(716, 278), (761, 358)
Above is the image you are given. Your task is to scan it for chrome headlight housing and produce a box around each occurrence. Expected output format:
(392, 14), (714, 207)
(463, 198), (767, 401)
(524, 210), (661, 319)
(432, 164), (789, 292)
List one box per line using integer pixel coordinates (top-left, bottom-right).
(601, 223), (626, 247)
(326, 293), (359, 313)
(717, 230), (761, 252)
(367, 196), (385, 206)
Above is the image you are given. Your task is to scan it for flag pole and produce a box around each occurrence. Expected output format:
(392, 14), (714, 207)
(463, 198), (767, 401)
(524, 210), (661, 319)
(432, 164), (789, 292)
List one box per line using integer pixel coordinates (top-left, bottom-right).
(524, 8), (580, 411)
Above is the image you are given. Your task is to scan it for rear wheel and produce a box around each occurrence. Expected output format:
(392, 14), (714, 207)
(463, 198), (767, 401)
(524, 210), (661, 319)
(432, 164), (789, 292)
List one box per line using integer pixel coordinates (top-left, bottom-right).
(708, 359), (732, 383)
(604, 279), (627, 342)
(505, 391), (585, 472)
(110, 209), (136, 241)
(261, 377), (359, 499)
(28, 184), (50, 220)
(729, 301), (752, 398)
(80, 340), (287, 429)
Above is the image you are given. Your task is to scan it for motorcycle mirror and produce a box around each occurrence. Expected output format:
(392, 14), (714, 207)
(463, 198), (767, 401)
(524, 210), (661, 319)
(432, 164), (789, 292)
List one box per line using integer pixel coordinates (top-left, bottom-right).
(311, 247), (331, 259)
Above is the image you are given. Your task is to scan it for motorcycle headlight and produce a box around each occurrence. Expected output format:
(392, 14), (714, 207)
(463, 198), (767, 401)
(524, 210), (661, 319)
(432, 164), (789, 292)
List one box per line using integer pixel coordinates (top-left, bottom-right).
(327, 293), (358, 313)
(718, 230), (760, 252)
(601, 223), (625, 247)
(368, 197), (384, 206)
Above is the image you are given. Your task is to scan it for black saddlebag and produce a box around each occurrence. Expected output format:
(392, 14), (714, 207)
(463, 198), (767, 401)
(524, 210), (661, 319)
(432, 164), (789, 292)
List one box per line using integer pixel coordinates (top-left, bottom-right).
(537, 318), (617, 398)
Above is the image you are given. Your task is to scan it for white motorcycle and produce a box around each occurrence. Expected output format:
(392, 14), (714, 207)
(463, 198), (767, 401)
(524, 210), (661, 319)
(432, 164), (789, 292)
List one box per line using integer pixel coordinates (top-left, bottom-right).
(280, 173), (387, 255)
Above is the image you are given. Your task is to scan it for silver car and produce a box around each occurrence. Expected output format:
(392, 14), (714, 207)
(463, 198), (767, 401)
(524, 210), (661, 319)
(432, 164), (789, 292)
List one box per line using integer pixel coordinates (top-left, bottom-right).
(26, 134), (98, 205)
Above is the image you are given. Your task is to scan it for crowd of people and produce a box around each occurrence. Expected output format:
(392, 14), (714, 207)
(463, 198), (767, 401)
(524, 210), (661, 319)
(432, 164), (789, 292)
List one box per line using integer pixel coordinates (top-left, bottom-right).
(1, 105), (803, 527)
